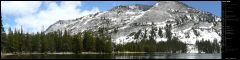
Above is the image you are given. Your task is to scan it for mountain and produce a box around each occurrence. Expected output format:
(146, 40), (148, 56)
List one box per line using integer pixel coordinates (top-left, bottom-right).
(45, 1), (221, 53)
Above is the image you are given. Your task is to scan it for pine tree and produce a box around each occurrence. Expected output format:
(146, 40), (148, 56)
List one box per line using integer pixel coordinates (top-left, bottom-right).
(96, 34), (105, 52)
(1, 16), (6, 52)
(54, 30), (62, 52)
(212, 39), (220, 53)
(62, 29), (72, 52)
(72, 32), (83, 54)
(6, 27), (14, 53)
(165, 24), (172, 40)
(134, 29), (141, 39)
(192, 28), (200, 36)
(33, 32), (41, 52)
(83, 31), (96, 52)
(20, 26), (28, 52)
(196, 39), (217, 53)
(149, 26), (156, 41)
(23, 32), (30, 52)
(19, 26), (25, 52)
(47, 32), (56, 52)
(40, 31), (46, 53)
(105, 35), (112, 53)
(158, 27), (163, 38)
(14, 28), (21, 52)
(170, 37), (187, 53)
(113, 27), (118, 33)
(142, 29), (147, 40)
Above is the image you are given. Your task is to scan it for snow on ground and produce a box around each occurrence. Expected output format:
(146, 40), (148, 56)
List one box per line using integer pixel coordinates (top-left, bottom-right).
(171, 25), (221, 53)
(155, 22), (166, 27)
(186, 14), (192, 20)
(198, 29), (221, 42)
(111, 18), (118, 21)
(125, 11), (136, 14)
(155, 37), (168, 42)
(119, 12), (145, 30)
(198, 22), (213, 29)
(132, 12), (146, 20)
(128, 5), (137, 9)
(176, 29), (221, 44)
(215, 17), (221, 21)
(83, 19), (92, 25)
(119, 25), (128, 30)
(187, 44), (198, 53)
(115, 36), (134, 44)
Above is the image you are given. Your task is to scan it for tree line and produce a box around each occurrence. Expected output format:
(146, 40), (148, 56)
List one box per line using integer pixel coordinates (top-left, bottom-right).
(196, 39), (220, 53)
(115, 24), (187, 53)
(1, 25), (112, 54)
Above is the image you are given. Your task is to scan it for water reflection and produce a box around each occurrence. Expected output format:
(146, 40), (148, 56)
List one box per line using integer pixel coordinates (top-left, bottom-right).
(2, 53), (221, 59)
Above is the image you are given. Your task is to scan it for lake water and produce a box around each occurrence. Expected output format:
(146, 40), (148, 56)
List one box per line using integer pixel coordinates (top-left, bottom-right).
(1, 53), (221, 59)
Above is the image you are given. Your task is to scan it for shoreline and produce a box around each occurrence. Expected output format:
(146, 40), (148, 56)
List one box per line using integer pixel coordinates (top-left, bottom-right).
(1, 52), (221, 56)
(1, 52), (148, 56)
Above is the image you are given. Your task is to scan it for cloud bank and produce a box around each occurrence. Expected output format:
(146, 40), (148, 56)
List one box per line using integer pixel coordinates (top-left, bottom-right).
(1, 1), (100, 33)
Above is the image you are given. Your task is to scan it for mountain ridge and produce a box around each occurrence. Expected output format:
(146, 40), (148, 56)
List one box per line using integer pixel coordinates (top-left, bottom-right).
(45, 1), (221, 53)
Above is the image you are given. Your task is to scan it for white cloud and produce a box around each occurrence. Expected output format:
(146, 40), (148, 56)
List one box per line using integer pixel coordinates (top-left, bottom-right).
(3, 23), (10, 33)
(1, 1), (42, 17)
(3, 1), (100, 33)
(60, 1), (82, 9)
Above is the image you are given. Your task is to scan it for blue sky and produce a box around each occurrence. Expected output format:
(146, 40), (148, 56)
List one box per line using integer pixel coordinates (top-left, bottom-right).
(80, 1), (157, 11)
(181, 1), (221, 17)
(1, 1), (221, 33)
(80, 1), (221, 16)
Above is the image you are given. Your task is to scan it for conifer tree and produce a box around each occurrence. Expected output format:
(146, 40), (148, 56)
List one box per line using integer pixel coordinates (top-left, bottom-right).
(134, 29), (141, 39)
(165, 24), (172, 40)
(83, 31), (96, 52)
(72, 32), (83, 54)
(1, 16), (6, 52)
(158, 27), (163, 38)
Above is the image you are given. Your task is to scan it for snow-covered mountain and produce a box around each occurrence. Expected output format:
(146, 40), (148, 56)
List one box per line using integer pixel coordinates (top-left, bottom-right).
(45, 1), (221, 53)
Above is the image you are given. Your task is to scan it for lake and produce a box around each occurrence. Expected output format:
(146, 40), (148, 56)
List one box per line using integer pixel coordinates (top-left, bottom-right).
(1, 53), (221, 59)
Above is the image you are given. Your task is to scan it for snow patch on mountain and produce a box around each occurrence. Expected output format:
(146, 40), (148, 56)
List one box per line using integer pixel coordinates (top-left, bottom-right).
(45, 1), (221, 53)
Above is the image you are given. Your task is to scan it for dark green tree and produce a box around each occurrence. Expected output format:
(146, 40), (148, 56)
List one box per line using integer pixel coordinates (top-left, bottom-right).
(212, 39), (220, 53)
(142, 29), (148, 40)
(96, 35), (104, 52)
(158, 27), (163, 38)
(196, 39), (219, 53)
(62, 30), (72, 52)
(192, 28), (200, 36)
(72, 32), (83, 54)
(83, 31), (96, 52)
(1, 16), (7, 52)
(134, 29), (142, 39)
(165, 24), (172, 40)
(105, 35), (112, 53)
